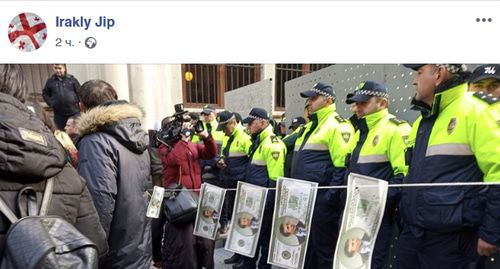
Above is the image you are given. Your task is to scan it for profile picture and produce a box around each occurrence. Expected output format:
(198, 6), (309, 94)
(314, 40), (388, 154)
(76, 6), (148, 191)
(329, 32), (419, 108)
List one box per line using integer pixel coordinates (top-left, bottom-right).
(275, 216), (307, 246)
(337, 227), (372, 268)
(8, 12), (47, 52)
(234, 212), (259, 236)
(201, 206), (219, 223)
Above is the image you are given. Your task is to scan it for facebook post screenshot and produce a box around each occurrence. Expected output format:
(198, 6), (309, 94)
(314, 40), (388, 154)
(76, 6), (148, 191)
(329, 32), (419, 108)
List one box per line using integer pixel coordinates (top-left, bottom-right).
(1, 1), (499, 269)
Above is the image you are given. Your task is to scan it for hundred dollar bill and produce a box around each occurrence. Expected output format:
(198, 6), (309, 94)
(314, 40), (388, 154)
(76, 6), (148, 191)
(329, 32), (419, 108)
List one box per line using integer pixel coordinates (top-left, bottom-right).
(146, 186), (165, 219)
(224, 182), (268, 257)
(333, 173), (388, 269)
(268, 177), (318, 269)
(193, 183), (227, 240)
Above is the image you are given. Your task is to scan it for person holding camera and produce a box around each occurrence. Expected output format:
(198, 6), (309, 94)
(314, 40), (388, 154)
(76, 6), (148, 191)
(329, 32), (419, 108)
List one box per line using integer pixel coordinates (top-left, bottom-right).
(159, 120), (218, 269)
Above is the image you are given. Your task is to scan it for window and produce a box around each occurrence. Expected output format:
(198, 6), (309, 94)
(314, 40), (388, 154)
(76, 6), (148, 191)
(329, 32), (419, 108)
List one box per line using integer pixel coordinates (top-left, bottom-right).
(182, 64), (260, 107)
(183, 64), (220, 107)
(275, 64), (333, 109)
(225, 64), (260, 91)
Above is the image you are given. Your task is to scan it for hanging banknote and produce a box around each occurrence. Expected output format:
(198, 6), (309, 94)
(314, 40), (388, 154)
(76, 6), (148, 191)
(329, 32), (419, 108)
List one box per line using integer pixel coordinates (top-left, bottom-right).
(146, 186), (165, 219)
(333, 173), (388, 269)
(268, 177), (318, 269)
(193, 183), (226, 240)
(225, 182), (268, 257)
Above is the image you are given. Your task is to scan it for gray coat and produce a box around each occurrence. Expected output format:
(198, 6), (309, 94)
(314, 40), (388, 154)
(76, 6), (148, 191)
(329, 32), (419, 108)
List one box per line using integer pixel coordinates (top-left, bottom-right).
(77, 101), (152, 269)
(0, 92), (108, 256)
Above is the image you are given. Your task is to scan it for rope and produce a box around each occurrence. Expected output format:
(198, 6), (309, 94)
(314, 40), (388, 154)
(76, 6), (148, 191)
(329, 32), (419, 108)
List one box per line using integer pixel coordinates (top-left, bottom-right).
(159, 181), (500, 192)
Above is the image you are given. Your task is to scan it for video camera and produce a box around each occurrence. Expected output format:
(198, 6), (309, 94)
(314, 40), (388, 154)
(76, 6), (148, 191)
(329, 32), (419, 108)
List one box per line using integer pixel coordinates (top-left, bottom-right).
(153, 104), (204, 146)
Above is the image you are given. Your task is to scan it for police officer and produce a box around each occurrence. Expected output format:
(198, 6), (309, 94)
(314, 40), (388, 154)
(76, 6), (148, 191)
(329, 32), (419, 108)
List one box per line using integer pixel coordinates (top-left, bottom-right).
(282, 117), (307, 177)
(288, 116), (306, 133)
(192, 105), (223, 178)
(291, 82), (354, 269)
(215, 110), (252, 266)
(193, 104), (225, 147)
(468, 65), (500, 261)
(238, 108), (286, 269)
(469, 64), (500, 97)
(395, 64), (500, 268)
(345, 81), (411, 269)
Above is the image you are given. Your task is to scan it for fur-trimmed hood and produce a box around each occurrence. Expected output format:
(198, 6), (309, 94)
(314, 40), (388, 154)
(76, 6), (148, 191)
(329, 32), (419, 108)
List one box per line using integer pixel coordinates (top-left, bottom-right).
(77, 101), (149, 154)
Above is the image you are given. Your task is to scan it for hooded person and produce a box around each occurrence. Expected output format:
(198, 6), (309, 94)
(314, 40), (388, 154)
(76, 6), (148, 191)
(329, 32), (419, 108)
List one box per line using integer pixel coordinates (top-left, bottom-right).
(76, 79), (152, 268)
(0, 64), (108, 257)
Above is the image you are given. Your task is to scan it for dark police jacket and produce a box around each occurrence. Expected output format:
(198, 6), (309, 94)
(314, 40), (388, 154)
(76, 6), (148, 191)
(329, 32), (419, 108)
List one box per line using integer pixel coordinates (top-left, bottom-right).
(400, 77), (500, 246)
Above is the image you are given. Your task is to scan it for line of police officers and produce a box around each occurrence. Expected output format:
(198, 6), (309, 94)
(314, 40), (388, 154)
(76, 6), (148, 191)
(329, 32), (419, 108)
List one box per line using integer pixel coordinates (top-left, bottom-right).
(192, 64), (500, 269)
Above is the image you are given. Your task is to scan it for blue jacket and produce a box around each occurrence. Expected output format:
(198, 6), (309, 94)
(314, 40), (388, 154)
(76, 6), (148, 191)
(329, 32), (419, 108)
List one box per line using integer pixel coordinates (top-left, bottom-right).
(77, 101), (152, 269)
(347, 108), (410, 216)
(291, 104), (354, 206)
(400, 78), (500, 245)
(221, 125), (252, 183)
(245, 125), (286, 188)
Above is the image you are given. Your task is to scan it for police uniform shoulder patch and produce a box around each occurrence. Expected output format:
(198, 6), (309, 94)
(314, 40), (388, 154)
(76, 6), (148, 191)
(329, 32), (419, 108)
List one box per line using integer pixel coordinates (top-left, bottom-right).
(334, 115), (346, 123)
(341, 132), (351, 143)
(271, 135), (279, 143)
(473, 91), (500, 105)
(272, 151), (280, 160)
(389, 117), (407, 126)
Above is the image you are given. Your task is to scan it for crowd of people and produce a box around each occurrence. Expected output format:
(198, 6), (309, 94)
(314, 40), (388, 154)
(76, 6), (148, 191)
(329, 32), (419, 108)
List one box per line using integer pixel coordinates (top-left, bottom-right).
(0, 63), (498, 269)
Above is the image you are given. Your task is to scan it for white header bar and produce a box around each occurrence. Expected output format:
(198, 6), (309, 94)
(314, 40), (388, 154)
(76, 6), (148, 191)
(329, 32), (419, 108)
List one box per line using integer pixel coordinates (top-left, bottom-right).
(1, 1), (498, 63)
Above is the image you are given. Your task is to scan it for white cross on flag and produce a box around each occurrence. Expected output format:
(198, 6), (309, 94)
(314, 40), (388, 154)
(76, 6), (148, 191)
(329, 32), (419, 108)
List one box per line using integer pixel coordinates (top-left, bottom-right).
(8, 12), (47, 52)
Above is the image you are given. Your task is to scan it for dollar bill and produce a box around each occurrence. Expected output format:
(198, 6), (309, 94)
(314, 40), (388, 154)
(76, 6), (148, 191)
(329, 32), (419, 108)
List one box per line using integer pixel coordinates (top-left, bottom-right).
(224, 181), (268, 257)
(268, 177), (318, 269)
(193, 183), (227, 240)
(333, 173), (388, 269)
(146, 186), (165, 219)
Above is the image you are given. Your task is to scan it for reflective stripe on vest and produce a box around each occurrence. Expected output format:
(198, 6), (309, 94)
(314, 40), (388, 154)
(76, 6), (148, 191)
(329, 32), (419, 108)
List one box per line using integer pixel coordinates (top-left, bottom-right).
(357, 154), (389, 163)
(425, 143), (473, 157)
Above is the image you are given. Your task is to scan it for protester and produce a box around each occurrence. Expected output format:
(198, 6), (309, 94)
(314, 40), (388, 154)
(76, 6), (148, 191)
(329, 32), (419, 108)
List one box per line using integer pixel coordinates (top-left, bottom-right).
(159, 120), (217, 269)
(64, 115), (80, 144)
(77, 79), (152, 268)
(42, 64), (81, 130)
(0, 64), (108, 256)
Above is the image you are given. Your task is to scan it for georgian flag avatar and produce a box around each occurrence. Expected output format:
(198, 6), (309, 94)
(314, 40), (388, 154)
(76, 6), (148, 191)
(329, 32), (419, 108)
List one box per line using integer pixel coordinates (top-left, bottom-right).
(8, 12), (47, 52)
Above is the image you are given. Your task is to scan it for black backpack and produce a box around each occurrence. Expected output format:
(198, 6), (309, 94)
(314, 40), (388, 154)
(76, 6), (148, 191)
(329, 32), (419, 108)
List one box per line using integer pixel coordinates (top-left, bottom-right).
(0, 177), (99, 269)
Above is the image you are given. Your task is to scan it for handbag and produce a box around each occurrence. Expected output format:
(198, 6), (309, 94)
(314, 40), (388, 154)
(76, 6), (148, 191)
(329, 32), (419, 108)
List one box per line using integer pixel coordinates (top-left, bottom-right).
(164, 165), (199, 225)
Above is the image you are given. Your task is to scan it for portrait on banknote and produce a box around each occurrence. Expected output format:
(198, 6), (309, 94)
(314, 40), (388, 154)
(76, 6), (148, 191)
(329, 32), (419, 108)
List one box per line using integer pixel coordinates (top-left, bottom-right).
(334, 173), (388, 269)
(146, 186), (165, 219)
(225, 182), (268, 257)
(193, 183), (226, 240)
(268, 177), (318, 269)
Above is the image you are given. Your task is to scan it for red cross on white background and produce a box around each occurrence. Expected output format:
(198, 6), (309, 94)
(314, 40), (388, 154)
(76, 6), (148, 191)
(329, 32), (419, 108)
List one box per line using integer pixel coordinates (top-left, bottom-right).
(8, 13), (47, 51)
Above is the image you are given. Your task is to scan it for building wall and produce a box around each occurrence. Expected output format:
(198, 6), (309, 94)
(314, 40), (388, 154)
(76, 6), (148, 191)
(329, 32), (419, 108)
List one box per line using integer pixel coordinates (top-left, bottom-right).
(67, 64), (183, 130)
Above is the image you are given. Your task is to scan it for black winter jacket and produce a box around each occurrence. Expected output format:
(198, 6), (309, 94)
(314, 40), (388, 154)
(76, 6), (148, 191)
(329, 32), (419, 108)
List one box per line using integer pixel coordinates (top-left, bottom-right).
(77, 101), (152, 269)
(42, 74), (80, 116)
(0, 92), (108, 256)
